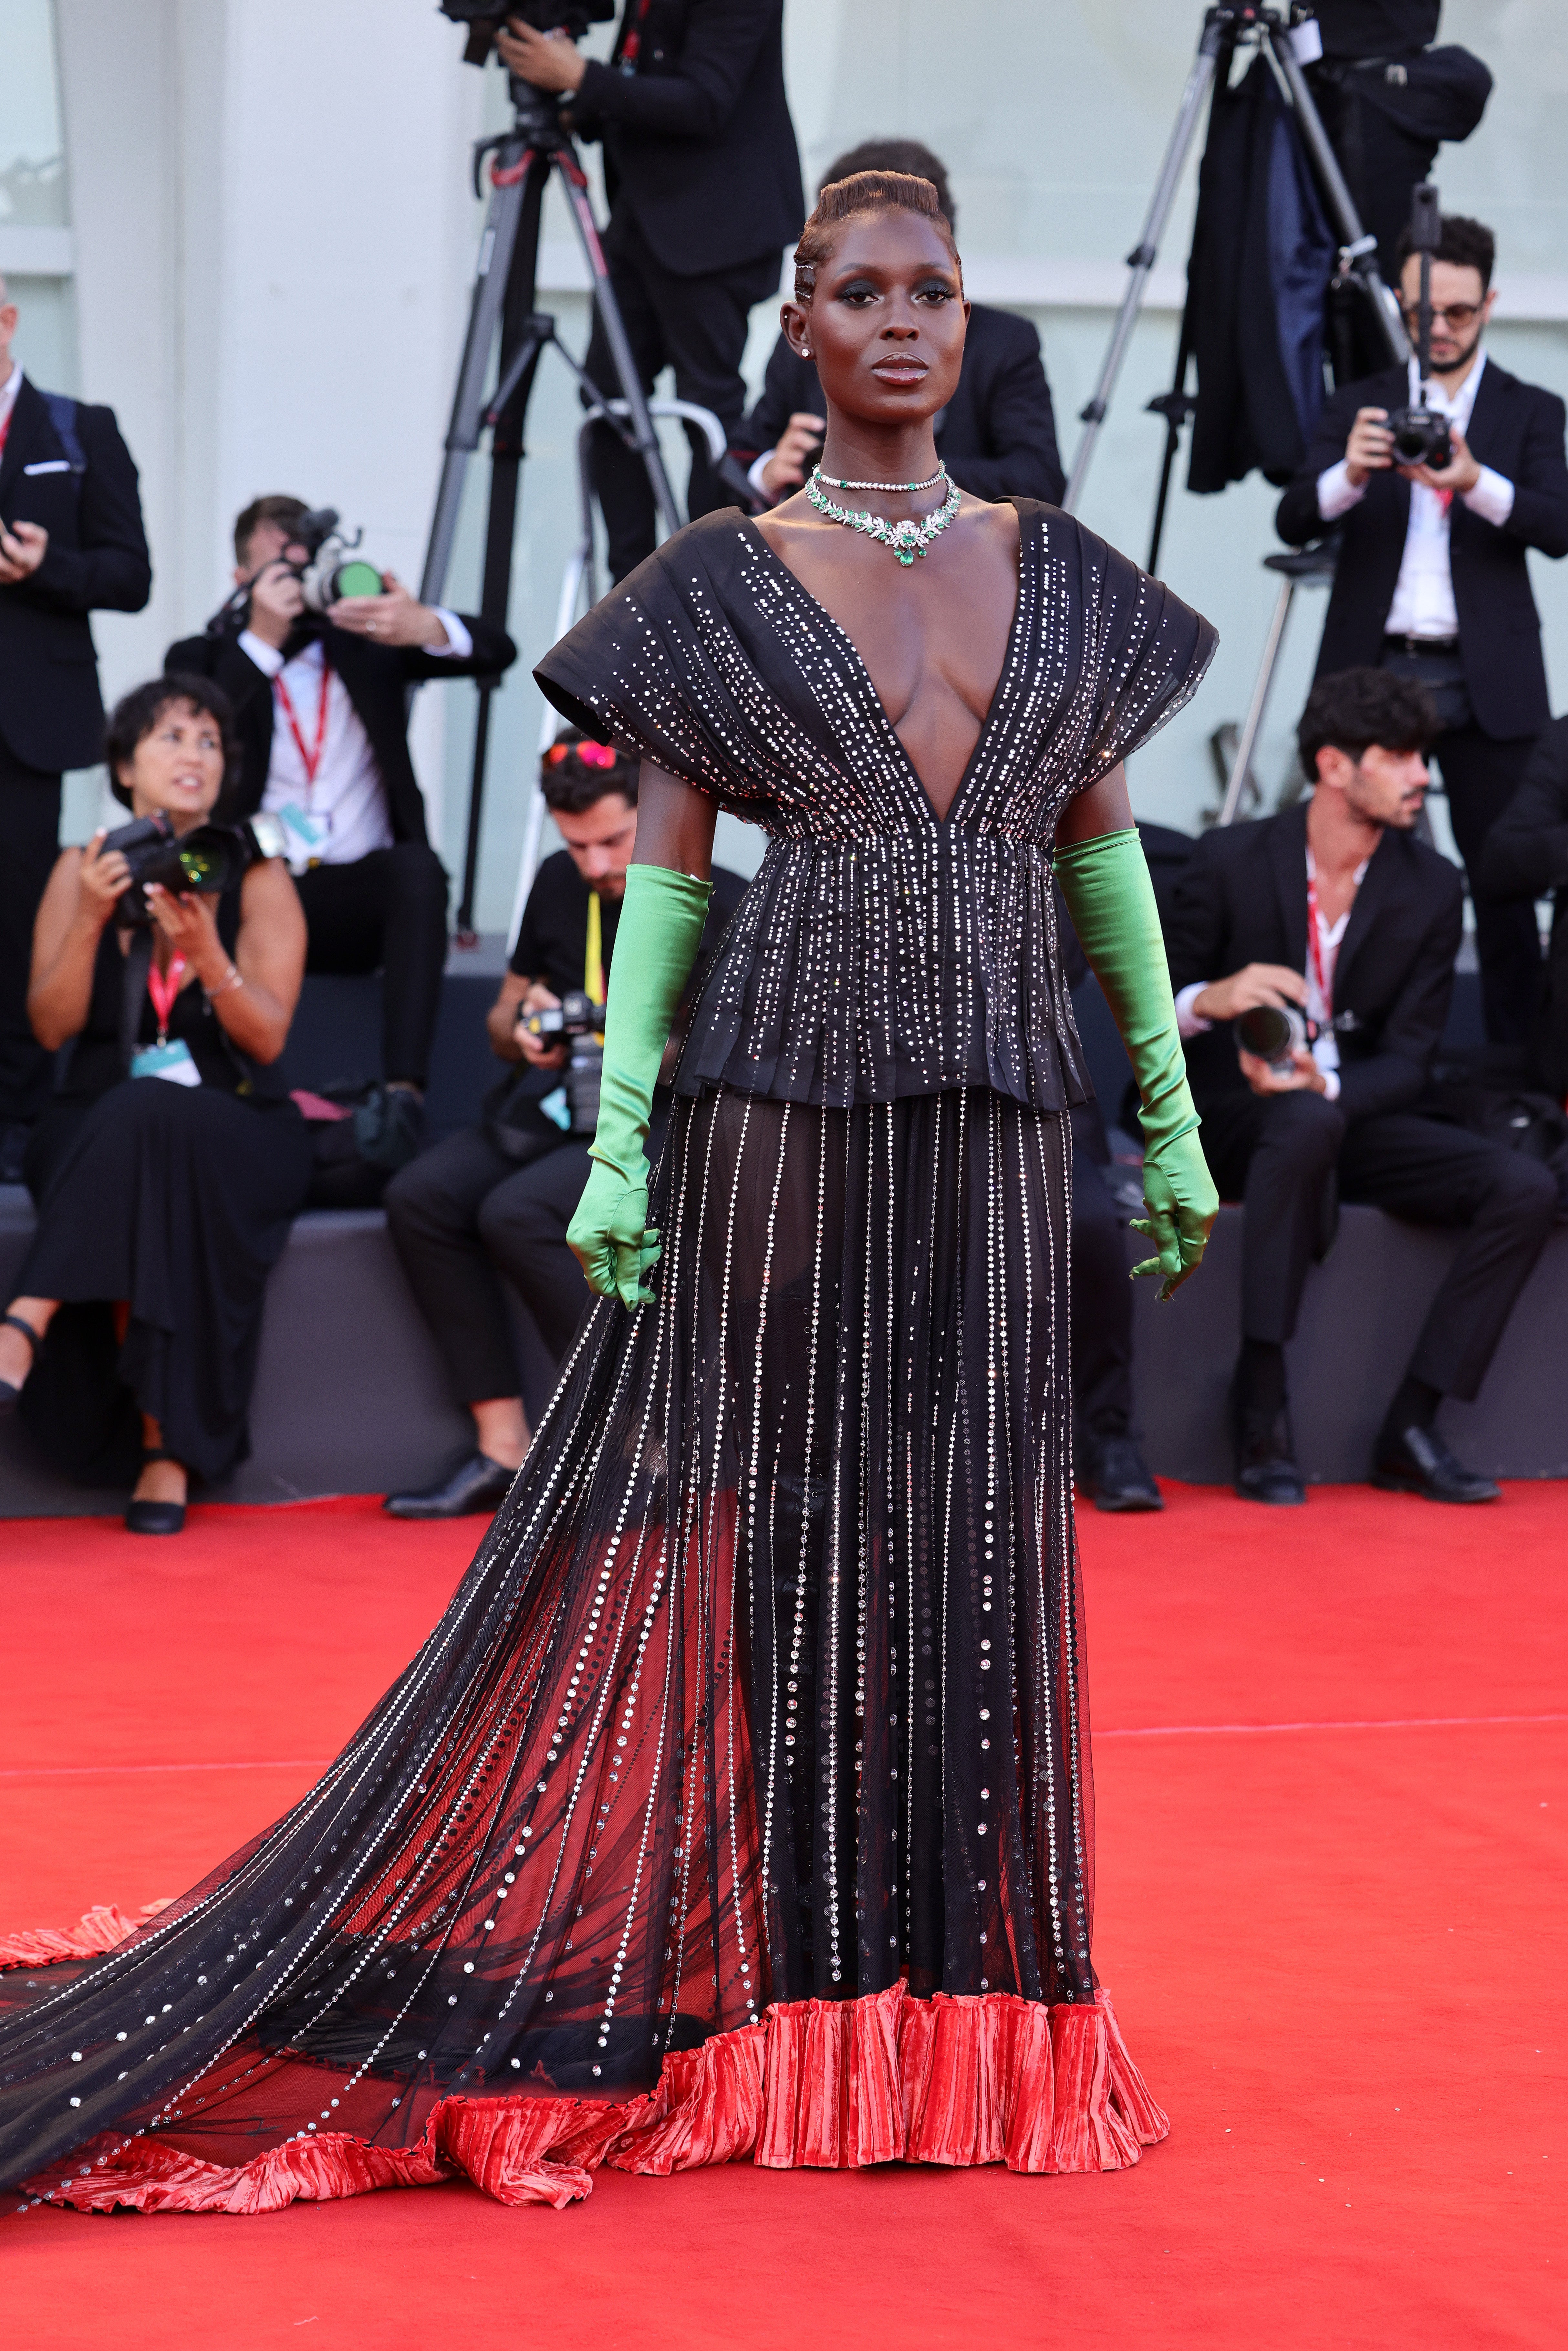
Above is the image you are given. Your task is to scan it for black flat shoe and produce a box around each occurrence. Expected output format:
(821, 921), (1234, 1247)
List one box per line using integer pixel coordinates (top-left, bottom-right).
(384, 1451), (515, 1520)
(1083, 1435), (1164, 1513)
(1230, 1374), (1305, 1505)
(0, 1309), (41, 1417)
(1372, 1421), (1500, 1504)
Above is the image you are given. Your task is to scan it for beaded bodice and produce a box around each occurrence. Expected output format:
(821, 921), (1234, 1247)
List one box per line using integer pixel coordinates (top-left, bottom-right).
(537, 501), (1216, 1110)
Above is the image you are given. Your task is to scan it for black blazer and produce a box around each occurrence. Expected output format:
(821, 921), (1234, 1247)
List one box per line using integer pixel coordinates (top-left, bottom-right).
(1274, 359), (1568, 740)
(1166, 801), (1463, 1124)
(0, 377), (152, 773)
(735, 305), (1066, 507)
(1479, 714), (1568, 1093)
(164, 617), (516, 851)
(571, 0), (803, 279)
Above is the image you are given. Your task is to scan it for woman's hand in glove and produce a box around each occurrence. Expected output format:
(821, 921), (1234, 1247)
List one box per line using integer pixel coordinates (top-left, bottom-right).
(1129, 1128), (1218, 1303)
(567, 1160), (662, 1311)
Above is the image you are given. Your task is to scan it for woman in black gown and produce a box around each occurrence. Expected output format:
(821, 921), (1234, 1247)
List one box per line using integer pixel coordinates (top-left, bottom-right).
(0, 676), (310, 1531)
(0, 175), (1215, 2210)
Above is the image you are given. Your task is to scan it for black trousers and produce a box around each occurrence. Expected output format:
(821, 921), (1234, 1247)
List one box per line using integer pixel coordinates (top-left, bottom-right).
(293, 845), (448, 1088)
(584, 207), (783, 583)
(1430, 723), (1541, 1045)
(384, 1125), (596, 1403)
(1200, 1087), (1556, 1401)
(0, 742), (63, 1127)
(1070, 1132), (1135, 1447)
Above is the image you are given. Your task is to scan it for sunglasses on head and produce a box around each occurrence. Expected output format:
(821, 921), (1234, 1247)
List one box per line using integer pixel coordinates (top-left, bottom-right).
(544, 739), (619, 770)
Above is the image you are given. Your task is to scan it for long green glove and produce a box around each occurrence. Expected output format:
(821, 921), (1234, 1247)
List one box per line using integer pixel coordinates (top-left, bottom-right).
(1055, 827), (1218, 1302)
(567, 863), (712, 1309)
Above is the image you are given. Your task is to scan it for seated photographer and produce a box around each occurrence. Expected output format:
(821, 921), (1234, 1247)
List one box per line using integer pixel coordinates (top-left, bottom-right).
(167, 494), (516, 1165)
(1275, 210), (1568, 1046)
(497, 4), (804, 584)
(0, 676), (311, 1533)
(382, 732), (745, 1519)
(1167, 667), (1555, 1507)
(1479, 713), (1568, 1099)
(735, 138), (1064, 511)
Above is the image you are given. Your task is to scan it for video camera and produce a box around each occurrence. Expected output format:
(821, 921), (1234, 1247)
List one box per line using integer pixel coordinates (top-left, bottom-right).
(440, 0), (612, 71)
(102, 809), (289, 927)
(1386, 183), (1454, 473)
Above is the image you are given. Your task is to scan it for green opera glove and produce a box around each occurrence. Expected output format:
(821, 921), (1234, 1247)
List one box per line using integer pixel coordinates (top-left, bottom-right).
(566, 862), (712, 1310)
(1054, 826), (1218, 1302)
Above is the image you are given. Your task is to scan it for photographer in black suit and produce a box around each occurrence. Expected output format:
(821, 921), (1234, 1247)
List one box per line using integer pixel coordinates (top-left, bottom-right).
(1168, 668), (1554, 1507)
(167, 495), (516, 1162)
(736, 138), (1064, 510)
(497, 3), (804, 582)
(0, 277), (151, 1177)
(1276, 212), (1568, 1045)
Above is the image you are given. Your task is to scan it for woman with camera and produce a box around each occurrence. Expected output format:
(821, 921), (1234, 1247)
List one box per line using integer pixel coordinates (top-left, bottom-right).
(0, 675), (310, 1532)
(0, 178), (1215, 2213)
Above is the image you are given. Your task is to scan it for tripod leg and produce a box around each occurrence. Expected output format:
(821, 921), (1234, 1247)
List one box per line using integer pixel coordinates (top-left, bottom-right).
(453, 159), (550, 939)
(419, 146), (533, 610)
(1218, 580), (1295, 827)
(553, 157), (681, 539)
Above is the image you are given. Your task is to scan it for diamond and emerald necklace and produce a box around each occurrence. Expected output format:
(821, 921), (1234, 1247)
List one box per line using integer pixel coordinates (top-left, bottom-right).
(806, 460), (961, 567)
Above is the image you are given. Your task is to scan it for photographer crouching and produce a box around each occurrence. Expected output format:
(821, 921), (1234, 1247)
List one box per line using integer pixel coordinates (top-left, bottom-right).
(382, 732), (744, 1518)
(1167, 668), (1555, 1507)
(496, 3), (804, 582)
(168, 495), (517, 1164)
(0, 677), (311, 1533)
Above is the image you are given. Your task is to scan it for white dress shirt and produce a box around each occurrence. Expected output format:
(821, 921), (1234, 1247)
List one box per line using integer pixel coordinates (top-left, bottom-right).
(240, 609), (470, 869)
(1174, 847), (1370, 1104)
(1315, 350), (1515, 641)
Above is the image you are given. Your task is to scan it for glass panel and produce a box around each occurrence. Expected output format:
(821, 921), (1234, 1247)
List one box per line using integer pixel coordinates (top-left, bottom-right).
(0, 0), (69, 227)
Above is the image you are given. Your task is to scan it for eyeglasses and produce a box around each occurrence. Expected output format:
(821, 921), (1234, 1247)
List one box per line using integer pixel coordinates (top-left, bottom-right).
(1399, 302), (1481, 329)
(544, 739), (619, 771)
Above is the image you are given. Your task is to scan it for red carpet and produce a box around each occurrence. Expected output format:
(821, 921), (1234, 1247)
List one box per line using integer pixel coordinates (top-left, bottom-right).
(2, 1486), (1563, 2348)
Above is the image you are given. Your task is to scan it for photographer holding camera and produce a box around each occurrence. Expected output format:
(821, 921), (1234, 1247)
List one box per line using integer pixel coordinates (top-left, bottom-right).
(0, 676), (311, 1534)
(735, 139), (1064, 511)
(382, 731), (744, 1518)
(1167, 667), (1555, 1507)
(166, 494), (517, 1163)
(495, 3), (804, 583)
(1276, 210), (1568, 1045)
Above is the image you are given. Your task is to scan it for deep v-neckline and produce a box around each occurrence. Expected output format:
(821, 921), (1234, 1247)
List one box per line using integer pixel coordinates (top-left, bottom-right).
(740, 505), (1030, 827)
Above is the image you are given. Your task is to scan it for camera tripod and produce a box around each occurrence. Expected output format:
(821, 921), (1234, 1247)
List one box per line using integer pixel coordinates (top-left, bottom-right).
(417, 75), (682, 940)
(1061, 1), (1408, 546)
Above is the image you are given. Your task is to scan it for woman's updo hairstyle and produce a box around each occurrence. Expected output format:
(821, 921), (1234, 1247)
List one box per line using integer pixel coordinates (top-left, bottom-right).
(792, 170), (960, 302)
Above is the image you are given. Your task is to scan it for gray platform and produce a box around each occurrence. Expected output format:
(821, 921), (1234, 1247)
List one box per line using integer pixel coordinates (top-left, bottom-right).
(3, 1176), (1564, 1516)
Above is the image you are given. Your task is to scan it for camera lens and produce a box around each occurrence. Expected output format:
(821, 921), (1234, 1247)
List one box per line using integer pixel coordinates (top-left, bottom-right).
(1234, 1004), (1300, 1062)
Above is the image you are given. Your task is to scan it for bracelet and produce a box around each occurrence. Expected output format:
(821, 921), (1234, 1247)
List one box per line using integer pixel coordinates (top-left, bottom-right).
(204, 963), (244, 1003)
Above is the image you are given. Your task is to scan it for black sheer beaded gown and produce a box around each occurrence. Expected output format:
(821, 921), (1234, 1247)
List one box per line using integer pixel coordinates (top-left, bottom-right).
(0, 501), (1214, 2214)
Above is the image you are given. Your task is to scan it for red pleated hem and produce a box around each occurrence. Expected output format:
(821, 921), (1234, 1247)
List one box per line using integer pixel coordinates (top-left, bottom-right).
(16, 1982), (1168, 2215)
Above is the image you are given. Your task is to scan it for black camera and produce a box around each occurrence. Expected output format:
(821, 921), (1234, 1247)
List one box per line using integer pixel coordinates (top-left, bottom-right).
(102, 810), (287, 927)
(284, 507), (385, 611)
(1386, 405), (1452, 471)
(520, 990), (605, 1135)
(520, 987), (604, 1042)
(1234, 1003), (1317, 1070)
(440, 1), (612, 69)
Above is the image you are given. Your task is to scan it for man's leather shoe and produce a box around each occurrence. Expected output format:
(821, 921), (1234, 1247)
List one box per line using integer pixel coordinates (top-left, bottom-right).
(1372, 1421), (1500, 1504)
(384, 1451), (515, 1520)
(1083, 1436), (1163, 1512)
(1230, 1377), (1305, 1504)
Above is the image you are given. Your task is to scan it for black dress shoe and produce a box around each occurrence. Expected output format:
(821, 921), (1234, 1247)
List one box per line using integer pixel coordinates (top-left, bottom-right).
(1372, 1421), (1500, 1504)
(384, 1451), (516, 1520)
(1230, 1376), (1305, 1505)
(126, 1498), (187, 1535)
(1083, 1436), (1164, 1512)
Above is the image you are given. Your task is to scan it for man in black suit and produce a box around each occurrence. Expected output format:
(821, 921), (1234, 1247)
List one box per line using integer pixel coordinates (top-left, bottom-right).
(735, 138), (1064, 510)
(1480, 714), (1568, 1100)
(1167, 667), (1555, 1506)
(167, 495), (515, 1156)
(497, 3), (804, 582)
(1276, 212), (1568, 1045)
(0, 276), (151, 1176)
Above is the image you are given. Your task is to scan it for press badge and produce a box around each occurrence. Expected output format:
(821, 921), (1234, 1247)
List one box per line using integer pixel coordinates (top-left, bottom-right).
(275, 802), (330, 870)
(130, 1041), (202, 1086)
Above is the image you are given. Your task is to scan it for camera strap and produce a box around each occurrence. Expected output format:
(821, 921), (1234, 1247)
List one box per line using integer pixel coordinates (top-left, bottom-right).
(273, 648), (333, 796)
(118, 929), (155, 1071)
(585, 892), (606, 1041)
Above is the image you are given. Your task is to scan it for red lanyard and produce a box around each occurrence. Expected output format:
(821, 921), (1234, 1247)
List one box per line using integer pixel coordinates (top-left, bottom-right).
(273, 650), (332, 797)
(619, 0), (654, 66)
(146, 953), (187, 1045)
(1304, 870), (1333, 1019)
